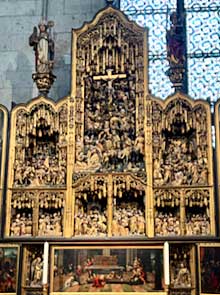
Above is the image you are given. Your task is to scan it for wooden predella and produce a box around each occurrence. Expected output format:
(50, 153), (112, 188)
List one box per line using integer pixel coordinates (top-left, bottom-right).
(0, 5), (219, 295)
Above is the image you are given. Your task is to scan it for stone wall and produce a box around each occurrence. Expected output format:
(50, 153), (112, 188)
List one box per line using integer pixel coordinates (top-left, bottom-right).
(0, 0), (107, 109)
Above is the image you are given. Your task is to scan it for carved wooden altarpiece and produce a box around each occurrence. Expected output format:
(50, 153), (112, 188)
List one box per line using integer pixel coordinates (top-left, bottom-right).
(3, 5), (217, 295)
(5, 5), (215, 240)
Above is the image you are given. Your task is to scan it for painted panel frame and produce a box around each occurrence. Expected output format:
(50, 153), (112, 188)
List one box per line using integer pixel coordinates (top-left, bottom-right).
(0, 244), (20, 295)
(50, 245), (165, 295)
(198, 243), (220, 295)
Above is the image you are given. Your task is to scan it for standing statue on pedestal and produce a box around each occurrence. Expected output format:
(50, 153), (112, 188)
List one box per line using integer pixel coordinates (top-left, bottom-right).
(166, 12), (185, 66)
(29, 20), (56, 94)
(166, 11), (186, 92)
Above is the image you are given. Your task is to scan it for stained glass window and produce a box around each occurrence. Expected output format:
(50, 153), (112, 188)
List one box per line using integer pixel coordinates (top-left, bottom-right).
(120, 0), (220, 103)
(186, 1), (220, 102)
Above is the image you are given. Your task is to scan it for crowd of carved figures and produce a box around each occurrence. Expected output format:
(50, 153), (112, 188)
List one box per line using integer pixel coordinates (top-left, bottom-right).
(152, 101), (209, 187)
(154, 188), (211, 236)
(11, 212), (33, 236)
(75, 203), (107, 236)
(73, 175), (146, 237)
(74, 13), (145, 173)
(154, 212), (210, 237)
(38, 211), (62, 236)
(113, 202), (145, 236)
(10, 192), (64, 236)
(155, 212), (180, 236)
(74, 200), (146, 237)
(185, 213), (210, 236)
(13, 104), (67, 187)
(75, 76), (145, 173)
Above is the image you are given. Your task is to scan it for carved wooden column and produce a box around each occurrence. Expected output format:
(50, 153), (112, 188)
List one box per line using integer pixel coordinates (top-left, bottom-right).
(180, 190), (185, 235)
(107, 174), (113, 237)
(32, 193), (39, 236)
(64, 97), (75, 237)
(145, 98), (154, 237)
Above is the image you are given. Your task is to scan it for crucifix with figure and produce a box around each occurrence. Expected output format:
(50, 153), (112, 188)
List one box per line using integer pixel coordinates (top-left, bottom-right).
(93, 69), (126, 105)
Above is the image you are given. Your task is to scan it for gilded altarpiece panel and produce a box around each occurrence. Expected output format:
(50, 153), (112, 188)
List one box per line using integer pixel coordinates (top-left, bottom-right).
(5, 97), (68, 237)
(0, 105), (7, 234)
(152, 93), (215, 237)
(71, 6), (151, 237)
(214, 100), (220, 231)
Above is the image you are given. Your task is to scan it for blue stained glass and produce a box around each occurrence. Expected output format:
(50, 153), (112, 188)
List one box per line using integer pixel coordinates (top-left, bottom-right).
(187, 10), (220, 53)
(185, 0), (219, 8)
(125, 13), (172, 56)
(188, 57), (220, 101)
(121, 0), (176, 11)
(149, 59), (173, 98)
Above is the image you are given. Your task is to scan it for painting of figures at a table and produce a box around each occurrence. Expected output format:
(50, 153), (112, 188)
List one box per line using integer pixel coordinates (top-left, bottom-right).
(0, 247), (18, 293)
(52, 248), (164, 293)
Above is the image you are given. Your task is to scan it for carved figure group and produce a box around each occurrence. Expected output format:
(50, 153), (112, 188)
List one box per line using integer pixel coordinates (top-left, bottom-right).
(112, 203), (145, 236)
(75, 76), (145, 173)
(154, 138), (208, 186)
(38, 211), (62, 236)
(14, 105), (67, 187)
(185, 213), (210, 236)
(155, 212), (180, 236)
(75, 208), (107, 236)
(14, 153), (66, 187)
(10, 213), (32, 236)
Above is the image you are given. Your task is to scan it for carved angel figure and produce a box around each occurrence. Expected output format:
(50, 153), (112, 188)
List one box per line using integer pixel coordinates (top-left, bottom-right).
(29, 20), (54, 73)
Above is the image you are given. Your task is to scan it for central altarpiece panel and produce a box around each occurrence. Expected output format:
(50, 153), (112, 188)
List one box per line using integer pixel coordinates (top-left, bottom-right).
(71, 6), (150, 237)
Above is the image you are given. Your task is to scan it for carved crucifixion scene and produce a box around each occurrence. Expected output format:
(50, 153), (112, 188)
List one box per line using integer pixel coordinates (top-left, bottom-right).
(74, 9), (146, 174)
